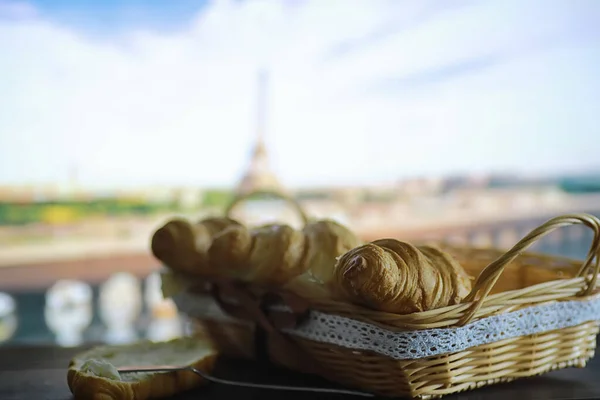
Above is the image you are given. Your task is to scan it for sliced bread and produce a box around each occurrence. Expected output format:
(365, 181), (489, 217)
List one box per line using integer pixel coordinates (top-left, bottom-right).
(67, 336), (217, 400)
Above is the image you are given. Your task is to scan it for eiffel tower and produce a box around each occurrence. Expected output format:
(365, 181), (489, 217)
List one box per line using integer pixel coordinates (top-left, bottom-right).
(236, 70), (284, 196)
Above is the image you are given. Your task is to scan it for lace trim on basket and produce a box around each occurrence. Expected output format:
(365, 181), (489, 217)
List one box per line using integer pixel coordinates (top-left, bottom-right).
(173, 292), (600, 360)
(286, 297), (600, 359)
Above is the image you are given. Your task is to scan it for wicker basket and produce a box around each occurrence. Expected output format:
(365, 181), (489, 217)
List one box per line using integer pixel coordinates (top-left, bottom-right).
(186, 190), (310, 361)
(177, 193), (600, 399)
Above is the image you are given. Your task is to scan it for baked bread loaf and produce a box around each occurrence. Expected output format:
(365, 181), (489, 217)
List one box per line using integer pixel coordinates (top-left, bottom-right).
(302, 219), (362, 284)
(333, 238), (472, 313)
(67, 336), (217, 400)
(150, 217), (241, 276)
(208, 223), (308, 285)
(209, 219), (360, 286)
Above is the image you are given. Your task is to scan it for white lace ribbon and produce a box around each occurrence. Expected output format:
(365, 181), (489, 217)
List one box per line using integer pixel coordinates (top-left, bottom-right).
(173, 292), (600, 360)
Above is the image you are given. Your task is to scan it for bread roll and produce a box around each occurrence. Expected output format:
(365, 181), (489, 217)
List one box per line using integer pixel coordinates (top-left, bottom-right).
(150, 217), (241, 275)
(302, 219), (362, 284)
(209, 223), (310, 285)
(67, 336), (217, 400)
(206, 224), (252, 279)
(333, 238), (472, 313)
(208, 219), (361, 286)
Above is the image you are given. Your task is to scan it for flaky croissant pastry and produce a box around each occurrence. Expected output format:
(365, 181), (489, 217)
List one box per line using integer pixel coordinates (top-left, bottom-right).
(333, 238), (472, 314)
(150, 216), (241, 275)
(209, 219), (360, 286)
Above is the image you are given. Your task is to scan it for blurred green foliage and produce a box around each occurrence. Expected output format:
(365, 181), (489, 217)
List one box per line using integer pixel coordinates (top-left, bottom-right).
(0, 199), (171, 226)
(201, 190), (234, 209)
(0, 189), (237, 226)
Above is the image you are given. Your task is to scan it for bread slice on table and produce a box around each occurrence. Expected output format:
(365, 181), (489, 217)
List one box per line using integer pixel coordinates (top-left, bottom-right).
(67, 336), (218, 400)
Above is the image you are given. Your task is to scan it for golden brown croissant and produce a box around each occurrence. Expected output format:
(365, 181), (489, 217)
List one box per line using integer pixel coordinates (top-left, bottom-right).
(333, 238), (472, 314)
(150, 216), (241, 275)
(209, 219), (361, 286)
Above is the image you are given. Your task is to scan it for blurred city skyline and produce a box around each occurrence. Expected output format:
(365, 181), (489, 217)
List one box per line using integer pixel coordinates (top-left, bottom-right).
(1, 0), (600, 189)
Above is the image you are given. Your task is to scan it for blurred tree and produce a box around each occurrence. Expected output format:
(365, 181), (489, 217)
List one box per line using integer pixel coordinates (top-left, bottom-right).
(202, 190), (234, 209)
(0, 196), (181, 226)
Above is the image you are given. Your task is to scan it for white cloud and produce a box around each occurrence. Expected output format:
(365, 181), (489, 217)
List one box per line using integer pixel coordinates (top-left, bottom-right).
(0, 0), (599, 189)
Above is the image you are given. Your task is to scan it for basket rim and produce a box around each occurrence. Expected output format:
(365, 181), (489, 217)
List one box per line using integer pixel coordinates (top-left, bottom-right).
(161, 262), (599, 331)
(172, 286), (600, 361)
(307, 276), (600, 327)
(167, 267), (600, 332)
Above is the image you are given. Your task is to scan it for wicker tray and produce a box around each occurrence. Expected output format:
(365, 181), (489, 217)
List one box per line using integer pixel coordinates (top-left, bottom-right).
(173, 192), (600, 399)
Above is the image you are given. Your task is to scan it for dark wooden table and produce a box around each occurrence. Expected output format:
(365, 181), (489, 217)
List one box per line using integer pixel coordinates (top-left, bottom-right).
(1, 344), (600, 400)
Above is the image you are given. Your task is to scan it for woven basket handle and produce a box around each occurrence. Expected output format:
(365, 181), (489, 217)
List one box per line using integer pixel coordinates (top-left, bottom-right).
(225, 189), (309, 226)
(458, 213), (600, 326)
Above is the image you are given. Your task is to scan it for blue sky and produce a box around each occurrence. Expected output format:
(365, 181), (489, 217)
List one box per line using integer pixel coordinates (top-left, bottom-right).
(0, 0), (599, 189)
(3, 0), (209, 33)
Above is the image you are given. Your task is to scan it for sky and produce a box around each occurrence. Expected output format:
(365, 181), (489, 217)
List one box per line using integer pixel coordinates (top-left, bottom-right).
(0, 0), (599, 189)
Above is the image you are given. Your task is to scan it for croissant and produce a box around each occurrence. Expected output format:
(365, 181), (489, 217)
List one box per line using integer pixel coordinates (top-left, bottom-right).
(209, 219), (361, 286)
(333, 238), (472, 314)
(150, 216), (241, 275)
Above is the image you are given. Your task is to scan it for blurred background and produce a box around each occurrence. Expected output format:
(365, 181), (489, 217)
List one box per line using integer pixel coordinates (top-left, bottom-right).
(0, 0), (599, 347)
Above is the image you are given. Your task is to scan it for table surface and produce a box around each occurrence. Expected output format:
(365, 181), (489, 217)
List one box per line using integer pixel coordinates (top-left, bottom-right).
(1, 344), (600, 400)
